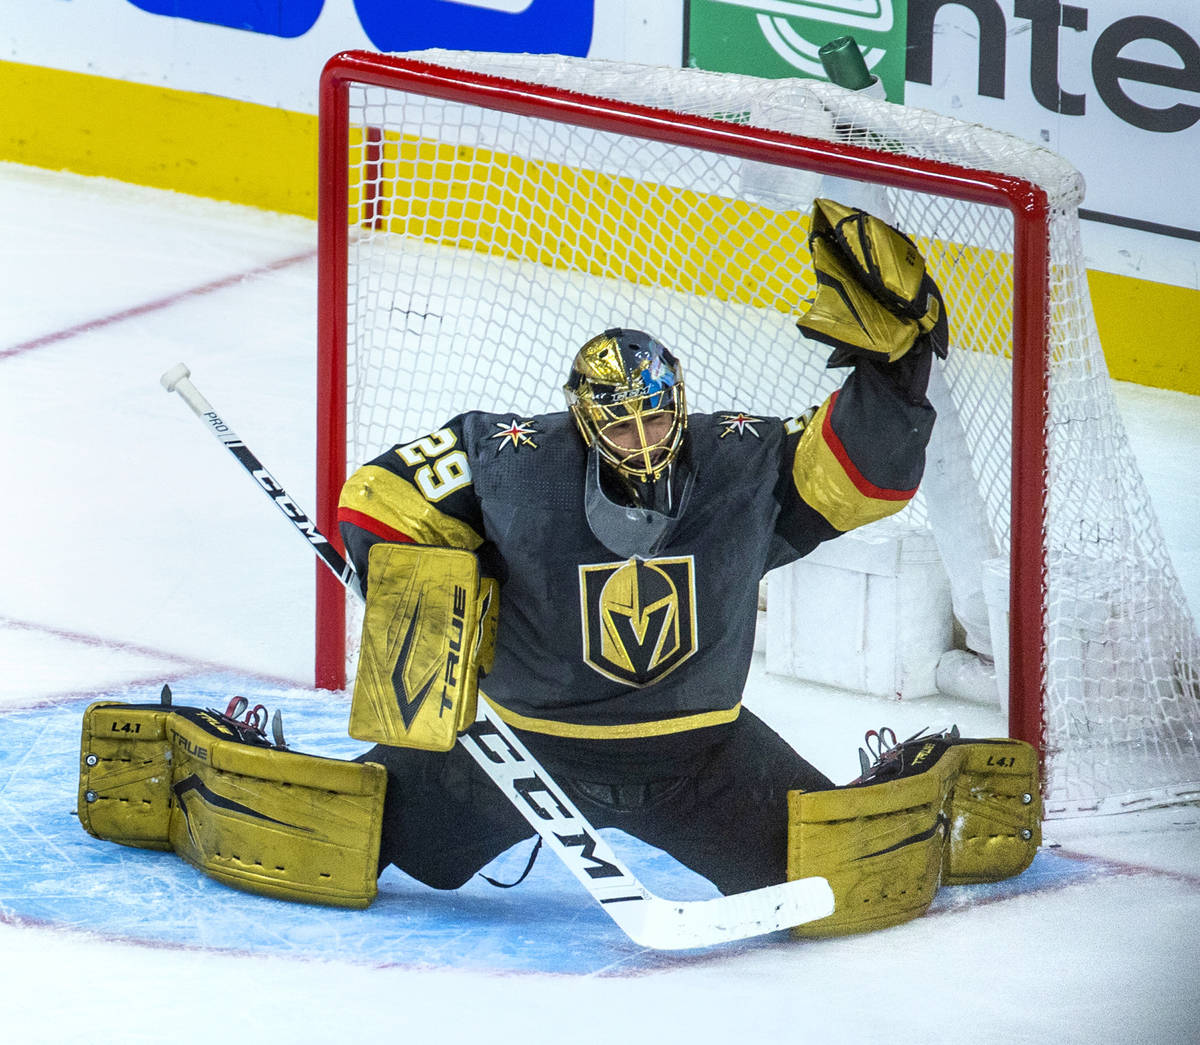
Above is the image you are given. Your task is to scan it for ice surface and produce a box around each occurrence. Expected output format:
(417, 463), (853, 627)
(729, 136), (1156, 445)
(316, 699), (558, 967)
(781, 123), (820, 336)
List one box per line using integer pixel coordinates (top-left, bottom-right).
(1, 163), (1197, 1044)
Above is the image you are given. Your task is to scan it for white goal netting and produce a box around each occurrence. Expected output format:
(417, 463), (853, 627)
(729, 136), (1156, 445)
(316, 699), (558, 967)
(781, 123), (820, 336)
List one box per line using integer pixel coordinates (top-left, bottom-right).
(319, 50), (1200, 817)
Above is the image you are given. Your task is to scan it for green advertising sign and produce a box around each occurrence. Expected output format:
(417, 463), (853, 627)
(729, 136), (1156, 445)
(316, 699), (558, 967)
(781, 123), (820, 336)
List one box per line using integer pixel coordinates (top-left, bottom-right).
(688, 0), (908, 101)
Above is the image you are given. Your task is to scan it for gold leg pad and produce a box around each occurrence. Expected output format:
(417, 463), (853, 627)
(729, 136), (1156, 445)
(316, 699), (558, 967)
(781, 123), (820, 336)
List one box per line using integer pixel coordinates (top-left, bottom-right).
(787, 762), (954, 938)
(78, 701), (388, 909)
(167, 711), (387, 909)
(942, 739), (1042, 885)
(786, 735), (1043, 935)
(78, 702), (174, 851)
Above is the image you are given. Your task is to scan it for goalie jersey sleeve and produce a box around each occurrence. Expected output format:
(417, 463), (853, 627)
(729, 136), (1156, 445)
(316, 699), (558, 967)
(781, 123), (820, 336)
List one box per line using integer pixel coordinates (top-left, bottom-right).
(337, 416), (488, 595)
(336, 365), (933, 746)
(772, 359), (935, 564)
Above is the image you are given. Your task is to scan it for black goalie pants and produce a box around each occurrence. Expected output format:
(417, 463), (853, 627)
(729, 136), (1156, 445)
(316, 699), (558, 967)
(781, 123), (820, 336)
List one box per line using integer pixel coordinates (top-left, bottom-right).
(360, 708), (833, 895)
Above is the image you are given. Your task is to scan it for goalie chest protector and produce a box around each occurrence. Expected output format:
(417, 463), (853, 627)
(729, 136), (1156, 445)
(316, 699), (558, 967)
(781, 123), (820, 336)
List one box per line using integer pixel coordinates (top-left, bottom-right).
(456, 409), (811, 736)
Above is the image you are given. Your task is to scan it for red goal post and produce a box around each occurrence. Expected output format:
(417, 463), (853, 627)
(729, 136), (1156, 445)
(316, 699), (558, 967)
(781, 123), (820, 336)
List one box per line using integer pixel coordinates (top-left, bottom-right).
(314, 50), (1200, 816)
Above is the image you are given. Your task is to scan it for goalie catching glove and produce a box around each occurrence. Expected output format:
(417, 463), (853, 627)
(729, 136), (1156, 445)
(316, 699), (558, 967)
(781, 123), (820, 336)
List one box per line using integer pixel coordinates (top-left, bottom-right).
(797, 198), (949, 366)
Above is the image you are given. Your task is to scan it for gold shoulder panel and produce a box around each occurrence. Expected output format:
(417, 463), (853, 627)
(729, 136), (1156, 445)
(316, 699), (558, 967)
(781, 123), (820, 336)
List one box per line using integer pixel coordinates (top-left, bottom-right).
(339, 464), (484, 550)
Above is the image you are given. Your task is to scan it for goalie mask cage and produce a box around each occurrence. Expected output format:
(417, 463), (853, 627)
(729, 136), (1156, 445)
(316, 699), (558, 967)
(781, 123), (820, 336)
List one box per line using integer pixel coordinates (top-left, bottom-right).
(315, 49), (1200, 818)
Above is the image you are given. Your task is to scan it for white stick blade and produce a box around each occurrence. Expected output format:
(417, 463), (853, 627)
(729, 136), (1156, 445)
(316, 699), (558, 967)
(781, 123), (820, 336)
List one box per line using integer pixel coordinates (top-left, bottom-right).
(614, 876), (835, 951)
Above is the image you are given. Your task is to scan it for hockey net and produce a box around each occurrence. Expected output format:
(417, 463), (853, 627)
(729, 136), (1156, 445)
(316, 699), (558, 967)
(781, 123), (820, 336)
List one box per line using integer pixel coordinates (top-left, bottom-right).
(316, 49), (1200, 818)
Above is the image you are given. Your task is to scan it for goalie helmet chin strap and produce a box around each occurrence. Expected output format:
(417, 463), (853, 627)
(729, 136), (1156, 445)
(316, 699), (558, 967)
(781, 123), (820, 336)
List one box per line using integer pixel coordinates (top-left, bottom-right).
(583, 449), (695, 560)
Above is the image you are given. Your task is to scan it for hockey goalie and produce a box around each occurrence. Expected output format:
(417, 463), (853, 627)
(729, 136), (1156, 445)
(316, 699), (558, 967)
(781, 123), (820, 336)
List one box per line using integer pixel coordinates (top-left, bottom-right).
(79, 201), (1041, 937)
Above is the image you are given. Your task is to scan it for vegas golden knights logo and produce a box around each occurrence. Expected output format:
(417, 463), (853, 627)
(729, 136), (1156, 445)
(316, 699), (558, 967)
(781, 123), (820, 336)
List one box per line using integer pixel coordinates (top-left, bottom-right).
(579, 556), (697, 687)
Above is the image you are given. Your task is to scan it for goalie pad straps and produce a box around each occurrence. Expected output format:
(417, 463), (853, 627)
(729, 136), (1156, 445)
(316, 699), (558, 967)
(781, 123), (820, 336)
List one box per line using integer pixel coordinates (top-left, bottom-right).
(350, 542), (490, 751)
(78, 701), (387, 909)
(797, 198), (949, 365)
(786, 735), (1041, 937)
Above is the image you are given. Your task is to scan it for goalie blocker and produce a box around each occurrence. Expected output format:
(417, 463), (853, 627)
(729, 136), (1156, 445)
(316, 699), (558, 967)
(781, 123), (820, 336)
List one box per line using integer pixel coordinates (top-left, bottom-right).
(77, 692), (387, 908)
(350, 542), (498, 751)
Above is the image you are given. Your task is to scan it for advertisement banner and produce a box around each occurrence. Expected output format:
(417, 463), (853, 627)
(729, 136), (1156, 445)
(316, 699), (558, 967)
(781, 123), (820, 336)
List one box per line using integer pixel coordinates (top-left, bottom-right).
(689, 0), (1200, 282)
(904, 0), (1200, 249)
(123, 0), (593, 51)
(689, 1), (908, 100)
(1, 1), (682, 113)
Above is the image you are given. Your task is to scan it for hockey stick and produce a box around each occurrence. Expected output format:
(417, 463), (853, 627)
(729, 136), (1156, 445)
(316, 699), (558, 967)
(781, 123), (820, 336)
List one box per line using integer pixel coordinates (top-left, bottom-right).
(160, 362), (835, 949)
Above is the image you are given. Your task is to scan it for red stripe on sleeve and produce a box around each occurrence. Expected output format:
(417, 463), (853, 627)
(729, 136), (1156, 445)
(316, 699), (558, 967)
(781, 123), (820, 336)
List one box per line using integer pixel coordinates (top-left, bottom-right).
(822, 390), (918, 502)
(336, 507), (416, 544)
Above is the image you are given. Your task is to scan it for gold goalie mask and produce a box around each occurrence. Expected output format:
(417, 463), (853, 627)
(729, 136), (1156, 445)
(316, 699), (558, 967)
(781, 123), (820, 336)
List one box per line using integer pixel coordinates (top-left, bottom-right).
(564, 329), (687, 484)
(565, 329), (695, 559)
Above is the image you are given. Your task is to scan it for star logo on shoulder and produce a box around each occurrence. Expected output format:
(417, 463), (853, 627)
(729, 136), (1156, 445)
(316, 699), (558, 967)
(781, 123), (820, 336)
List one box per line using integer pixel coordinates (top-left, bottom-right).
(490, 418), (540, 452)
(718, 412), (764, 439)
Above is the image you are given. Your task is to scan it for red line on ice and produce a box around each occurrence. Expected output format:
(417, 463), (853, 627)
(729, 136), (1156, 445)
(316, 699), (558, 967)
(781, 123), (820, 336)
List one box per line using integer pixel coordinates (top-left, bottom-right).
(0, 615), (311, 703)
(1053, 847), (1200, 889)
(0, 249), (316, 361)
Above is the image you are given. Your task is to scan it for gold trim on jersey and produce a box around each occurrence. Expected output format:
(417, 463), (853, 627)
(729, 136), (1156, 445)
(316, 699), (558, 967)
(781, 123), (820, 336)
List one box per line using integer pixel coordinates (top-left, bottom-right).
(791, 397), (916, 532)
(481, 693), (741, 740)
(338, 465), (484, 549)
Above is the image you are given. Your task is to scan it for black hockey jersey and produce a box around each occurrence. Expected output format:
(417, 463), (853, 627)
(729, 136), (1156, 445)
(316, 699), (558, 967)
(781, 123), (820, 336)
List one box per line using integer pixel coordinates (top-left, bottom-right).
(338, 363), (933, 745)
